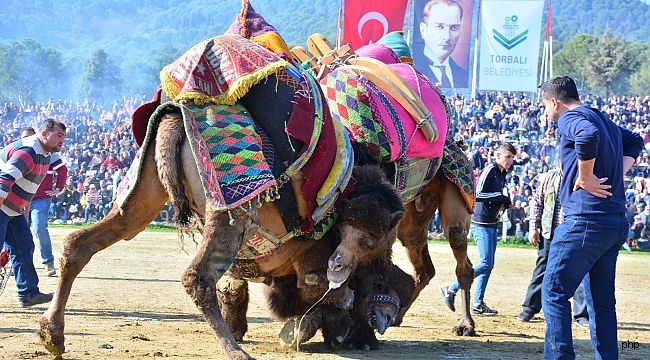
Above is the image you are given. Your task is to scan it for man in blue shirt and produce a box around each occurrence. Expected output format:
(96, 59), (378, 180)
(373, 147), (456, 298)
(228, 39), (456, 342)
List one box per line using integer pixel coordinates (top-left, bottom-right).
(539, 76), (644, 360)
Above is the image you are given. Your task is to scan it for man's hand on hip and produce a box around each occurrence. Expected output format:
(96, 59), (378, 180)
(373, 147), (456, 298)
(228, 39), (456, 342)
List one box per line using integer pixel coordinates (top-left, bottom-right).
(573, 174), (612, 198)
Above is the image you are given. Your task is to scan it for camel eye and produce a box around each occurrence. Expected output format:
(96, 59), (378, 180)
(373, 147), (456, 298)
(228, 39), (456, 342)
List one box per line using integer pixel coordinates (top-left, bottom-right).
(361, 237), (376, 249)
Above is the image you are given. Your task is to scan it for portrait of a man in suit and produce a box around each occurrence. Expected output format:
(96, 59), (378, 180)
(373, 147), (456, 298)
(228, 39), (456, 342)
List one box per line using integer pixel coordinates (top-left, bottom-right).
(417, 0), (470, 88)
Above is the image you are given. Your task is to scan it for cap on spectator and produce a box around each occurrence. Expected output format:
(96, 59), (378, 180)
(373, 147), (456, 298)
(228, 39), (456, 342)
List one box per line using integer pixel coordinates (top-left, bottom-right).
(89, 184), (96, 189)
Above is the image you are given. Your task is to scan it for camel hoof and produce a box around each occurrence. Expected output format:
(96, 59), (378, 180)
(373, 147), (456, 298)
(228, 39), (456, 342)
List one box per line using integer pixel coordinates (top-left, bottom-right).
(38, 317), (65, 355)
(350, 327), (379, 350)
(452, 325), (477, 337)
(279, 316), (319, 348)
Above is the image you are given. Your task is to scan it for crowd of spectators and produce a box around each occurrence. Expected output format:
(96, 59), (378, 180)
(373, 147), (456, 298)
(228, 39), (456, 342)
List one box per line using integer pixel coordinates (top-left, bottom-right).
(2, 91), (650, 248)
(444, 92), (650, 249)
(1, 98), (141, 224)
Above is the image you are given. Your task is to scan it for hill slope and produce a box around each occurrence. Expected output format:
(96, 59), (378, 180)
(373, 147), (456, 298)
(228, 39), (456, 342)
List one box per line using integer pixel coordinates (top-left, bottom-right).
(0, 0), (648, 97)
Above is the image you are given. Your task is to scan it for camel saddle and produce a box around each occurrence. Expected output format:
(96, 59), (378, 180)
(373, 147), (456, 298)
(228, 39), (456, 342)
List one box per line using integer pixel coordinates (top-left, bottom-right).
(292, 33), (439, 144)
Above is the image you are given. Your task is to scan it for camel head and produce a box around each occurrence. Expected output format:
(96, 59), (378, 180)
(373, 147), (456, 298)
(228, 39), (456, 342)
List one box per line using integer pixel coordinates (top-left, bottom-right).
(327, 165), (404, 287)
(368, 288), (401, 335)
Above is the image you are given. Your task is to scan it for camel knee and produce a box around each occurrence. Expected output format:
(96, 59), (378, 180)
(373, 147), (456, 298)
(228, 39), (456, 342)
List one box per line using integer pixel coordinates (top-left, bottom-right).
(217, 275), (249, 303)
(182, 268), (218, 309)
(447, 225), (468, 250)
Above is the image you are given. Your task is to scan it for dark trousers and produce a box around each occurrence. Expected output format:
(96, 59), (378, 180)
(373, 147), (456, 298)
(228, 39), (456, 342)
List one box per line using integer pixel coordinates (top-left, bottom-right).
(521, 236), (588, 320)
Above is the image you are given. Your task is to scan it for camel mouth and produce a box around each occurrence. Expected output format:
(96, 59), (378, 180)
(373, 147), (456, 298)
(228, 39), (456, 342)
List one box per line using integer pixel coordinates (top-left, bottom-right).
(327, 251), (355, 285)
(326, 267), (351, 286)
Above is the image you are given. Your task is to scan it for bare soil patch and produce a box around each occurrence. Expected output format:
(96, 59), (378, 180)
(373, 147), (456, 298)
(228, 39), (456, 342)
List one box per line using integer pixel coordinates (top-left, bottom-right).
(1, 228), (648, 359)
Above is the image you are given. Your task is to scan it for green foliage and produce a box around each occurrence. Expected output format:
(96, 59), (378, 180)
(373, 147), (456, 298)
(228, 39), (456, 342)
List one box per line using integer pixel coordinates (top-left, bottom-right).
(0, 39), (67, 104)
(551, 0), (650, 44)
(552, 34), (595, 90)
(0, 0), (649, 100)
(583, 31), (641, 98)
(630, 48), (650, 95)
(79, 49), (123, 101)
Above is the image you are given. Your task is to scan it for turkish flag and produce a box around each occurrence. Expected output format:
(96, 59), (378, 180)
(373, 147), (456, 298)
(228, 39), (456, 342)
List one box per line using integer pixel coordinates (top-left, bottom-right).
(343, 0), (408, 50)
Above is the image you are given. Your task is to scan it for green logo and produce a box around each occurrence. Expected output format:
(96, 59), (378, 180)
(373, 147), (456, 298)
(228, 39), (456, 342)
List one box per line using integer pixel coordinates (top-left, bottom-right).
(493, 15), (527, 49)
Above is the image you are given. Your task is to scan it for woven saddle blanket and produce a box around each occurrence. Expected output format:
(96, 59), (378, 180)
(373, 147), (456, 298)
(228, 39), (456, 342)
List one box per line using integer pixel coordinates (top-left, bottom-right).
(117, 101), (277, 211)
(321, 63), (449, 163)
(160, 34), (289, 106)
(440, 137), (476, 212)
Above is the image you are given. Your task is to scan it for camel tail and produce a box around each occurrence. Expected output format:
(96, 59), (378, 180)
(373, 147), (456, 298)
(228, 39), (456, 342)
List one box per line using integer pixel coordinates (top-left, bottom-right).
(155, 111), (192, 227)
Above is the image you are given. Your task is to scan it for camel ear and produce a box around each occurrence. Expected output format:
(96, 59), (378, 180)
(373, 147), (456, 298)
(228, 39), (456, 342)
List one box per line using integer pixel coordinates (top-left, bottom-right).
(389, 210), (404, 230)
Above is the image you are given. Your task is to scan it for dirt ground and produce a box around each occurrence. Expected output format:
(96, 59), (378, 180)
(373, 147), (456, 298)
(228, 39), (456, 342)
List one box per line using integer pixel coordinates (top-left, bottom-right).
(1, 228), (648, 360)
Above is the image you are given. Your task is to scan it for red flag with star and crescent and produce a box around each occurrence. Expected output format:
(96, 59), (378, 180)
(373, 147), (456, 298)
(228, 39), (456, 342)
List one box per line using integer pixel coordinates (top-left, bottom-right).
(343, 0), (408, 50)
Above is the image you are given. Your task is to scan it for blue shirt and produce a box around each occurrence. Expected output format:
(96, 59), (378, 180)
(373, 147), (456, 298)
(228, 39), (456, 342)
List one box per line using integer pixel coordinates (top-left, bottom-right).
(558, 105), (644, 216)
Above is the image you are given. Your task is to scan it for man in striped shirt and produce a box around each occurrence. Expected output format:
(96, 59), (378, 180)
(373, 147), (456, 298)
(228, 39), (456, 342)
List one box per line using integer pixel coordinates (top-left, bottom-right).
(20, 127), (68, 277)
(0, 118), (66, 307)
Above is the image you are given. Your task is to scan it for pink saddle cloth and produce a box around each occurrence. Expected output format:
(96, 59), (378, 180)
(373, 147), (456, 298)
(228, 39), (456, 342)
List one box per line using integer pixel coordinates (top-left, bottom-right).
(386, 63), (448, 160)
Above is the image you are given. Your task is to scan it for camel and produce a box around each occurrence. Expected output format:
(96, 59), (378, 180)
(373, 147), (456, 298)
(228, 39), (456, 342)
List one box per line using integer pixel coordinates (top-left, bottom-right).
(37, 109), (405, 360)
(38, 41), (476, 360)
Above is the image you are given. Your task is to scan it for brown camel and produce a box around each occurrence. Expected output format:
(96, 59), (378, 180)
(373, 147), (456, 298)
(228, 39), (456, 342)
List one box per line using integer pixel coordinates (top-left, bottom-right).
(326, 162), (476, 338)
(37, 110), (404, 359)
(222, 164), (404, 350)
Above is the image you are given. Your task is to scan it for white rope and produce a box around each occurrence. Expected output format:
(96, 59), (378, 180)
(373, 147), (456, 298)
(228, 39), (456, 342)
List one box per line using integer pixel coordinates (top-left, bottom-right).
(295, 287), (333, 353)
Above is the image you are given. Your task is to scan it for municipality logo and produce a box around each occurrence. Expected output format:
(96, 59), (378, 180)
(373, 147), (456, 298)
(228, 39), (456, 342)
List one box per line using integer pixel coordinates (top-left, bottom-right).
(492, 15), (528, 50)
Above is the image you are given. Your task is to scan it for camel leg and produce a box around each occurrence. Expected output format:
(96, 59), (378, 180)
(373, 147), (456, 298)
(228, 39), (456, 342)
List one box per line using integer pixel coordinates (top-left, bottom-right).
(217, 272), (249, 342)
(181, 207), (257, 360)
(393, 177), (439, 325)
(39, 145), (168, 355)
(438, 175), (476, 336)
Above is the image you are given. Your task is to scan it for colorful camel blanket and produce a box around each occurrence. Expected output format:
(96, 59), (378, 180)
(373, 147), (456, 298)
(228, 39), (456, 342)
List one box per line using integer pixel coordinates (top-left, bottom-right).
(186, 102), (276, 208)
(321, 63), (448, 163)
(160, 34), (289, 106)
(116, 101), (276, 212)
(440, 137), (475, 213)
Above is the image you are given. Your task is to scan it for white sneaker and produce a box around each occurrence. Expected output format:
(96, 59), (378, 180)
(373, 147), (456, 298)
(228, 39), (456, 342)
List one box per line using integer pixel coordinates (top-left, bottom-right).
(45, 263), (57, 277)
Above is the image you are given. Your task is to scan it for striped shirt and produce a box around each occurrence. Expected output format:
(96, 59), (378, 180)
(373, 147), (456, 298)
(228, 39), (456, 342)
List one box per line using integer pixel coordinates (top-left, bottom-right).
(32, 154), (68, 201)
(0, 135), (51, 216)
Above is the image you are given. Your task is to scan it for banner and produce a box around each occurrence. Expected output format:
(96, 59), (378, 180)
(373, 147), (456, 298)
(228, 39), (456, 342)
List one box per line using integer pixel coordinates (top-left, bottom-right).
(412, 0), (475, 89)
(343, 0), (408, 50)
(478, 0), (544, 92)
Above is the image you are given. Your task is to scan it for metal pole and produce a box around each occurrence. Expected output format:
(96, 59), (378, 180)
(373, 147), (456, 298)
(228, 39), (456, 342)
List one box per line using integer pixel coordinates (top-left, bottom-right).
(336, 0), (344, 48)
(538, 39), (547, 102)
(471, 0), (482, 99)
(548, 0), (553, 77)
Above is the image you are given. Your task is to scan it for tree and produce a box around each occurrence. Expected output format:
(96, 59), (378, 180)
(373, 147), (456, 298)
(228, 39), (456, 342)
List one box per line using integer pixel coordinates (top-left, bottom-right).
(553, 34), (595, 91)
(0, 39), (67, 106)
(79, 49), (123, 102)
(583, 31), (640, 98)
(630, 48), (650, 96)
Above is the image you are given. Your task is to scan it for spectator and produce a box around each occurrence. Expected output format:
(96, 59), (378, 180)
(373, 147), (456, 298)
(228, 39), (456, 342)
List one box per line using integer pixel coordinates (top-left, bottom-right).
(517, 168), (589, 327)
(83, 184), (99, 223)
(20, 128), (68, 277)
(441, 142), (516, 316)
(628, 215), (645, 248)
(1, 118), (67, 307)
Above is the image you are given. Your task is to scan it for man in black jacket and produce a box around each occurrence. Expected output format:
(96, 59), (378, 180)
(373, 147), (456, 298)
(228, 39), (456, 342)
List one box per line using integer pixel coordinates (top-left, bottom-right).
(441, 142), (516, 315)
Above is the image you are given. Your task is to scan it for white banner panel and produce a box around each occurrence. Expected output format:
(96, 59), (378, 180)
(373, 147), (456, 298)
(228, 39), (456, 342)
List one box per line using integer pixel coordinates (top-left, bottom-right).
(478, 0), (544, 92)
